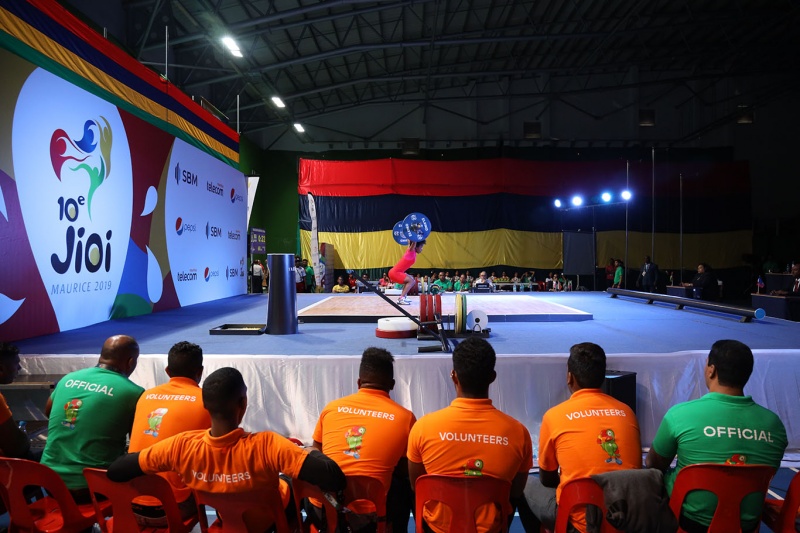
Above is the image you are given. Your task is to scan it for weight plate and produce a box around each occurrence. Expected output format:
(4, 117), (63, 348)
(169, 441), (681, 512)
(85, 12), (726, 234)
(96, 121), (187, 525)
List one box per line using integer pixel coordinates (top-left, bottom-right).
(393, 220), (410, 245)
(402, 212), (432, 242)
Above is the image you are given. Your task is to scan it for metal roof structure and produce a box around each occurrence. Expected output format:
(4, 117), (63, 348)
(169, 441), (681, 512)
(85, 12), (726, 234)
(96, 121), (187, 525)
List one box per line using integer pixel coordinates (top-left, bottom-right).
(81, 1), (800, 147)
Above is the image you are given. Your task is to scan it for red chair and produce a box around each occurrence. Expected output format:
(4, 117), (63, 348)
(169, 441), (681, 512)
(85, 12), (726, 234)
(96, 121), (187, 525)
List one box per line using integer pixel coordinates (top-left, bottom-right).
(669, 463), (775, 533)
(763, 470), (800, 533)
(83, 468), (197, 532)
(414, 474), (512, 533)
(342, 475), (387, 533)
(195, 488), (291, 533)
(553, 478), (622, 533)
(291, 478), (338, 533)
(0, 457), (111, 533)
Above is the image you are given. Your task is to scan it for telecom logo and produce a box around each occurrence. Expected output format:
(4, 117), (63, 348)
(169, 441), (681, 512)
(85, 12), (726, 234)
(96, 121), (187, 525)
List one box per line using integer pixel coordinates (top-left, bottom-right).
(175, 163), (199, 186)
(175, 217), (197, 236)
(204, 267), (220, 282)
(206, 181), (224, 196)
(177, 268), (198, 282)
(206, 222), (222, 239)
(228, 229), (241, 240)
(230, 188), (244, 204)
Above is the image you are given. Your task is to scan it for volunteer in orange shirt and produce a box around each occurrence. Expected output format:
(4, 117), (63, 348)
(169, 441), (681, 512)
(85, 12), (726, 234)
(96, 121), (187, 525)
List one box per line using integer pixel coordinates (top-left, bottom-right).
(312, 347), (416, 531)
(109, 367), (345, 532)
(519, 342), (642, 532)
(127, 341), (212, 527)
(408, 337), (533, 533)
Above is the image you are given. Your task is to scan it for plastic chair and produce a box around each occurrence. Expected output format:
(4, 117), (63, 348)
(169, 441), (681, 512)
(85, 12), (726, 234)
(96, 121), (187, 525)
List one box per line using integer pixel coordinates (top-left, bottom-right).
(553, 477), (622, 533)
(83, 468), (197, 532)
(669, 463), (775, 533)
(762, 470), (800, 533)
(342, 475), (387, 533)
(0, 457), (111, 533)
(291, 478), (338, 533)
(195, 488), (291, 533)
(414, 474), (512, 533)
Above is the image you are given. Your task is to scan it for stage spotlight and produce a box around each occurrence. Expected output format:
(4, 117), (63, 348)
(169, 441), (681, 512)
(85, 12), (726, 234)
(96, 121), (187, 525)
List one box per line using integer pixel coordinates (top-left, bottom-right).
(571, 196), (583, 207)
(601, 192), (612, 202)
(554, 199), (562, 208)
(621, 190), (632, 201)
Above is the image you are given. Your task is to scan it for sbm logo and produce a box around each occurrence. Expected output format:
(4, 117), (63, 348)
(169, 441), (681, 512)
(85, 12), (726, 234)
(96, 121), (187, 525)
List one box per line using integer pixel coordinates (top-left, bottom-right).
(206, 222), (222, 239)
(175, 163), (199, 186)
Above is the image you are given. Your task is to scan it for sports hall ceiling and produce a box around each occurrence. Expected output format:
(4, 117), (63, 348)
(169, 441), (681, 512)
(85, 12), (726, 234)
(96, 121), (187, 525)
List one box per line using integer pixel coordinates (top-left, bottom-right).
(70, 0), (800, 145)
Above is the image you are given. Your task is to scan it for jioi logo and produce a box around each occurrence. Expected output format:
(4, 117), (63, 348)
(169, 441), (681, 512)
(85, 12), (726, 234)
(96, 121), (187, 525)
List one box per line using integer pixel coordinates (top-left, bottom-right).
(50, 117), (112, 221)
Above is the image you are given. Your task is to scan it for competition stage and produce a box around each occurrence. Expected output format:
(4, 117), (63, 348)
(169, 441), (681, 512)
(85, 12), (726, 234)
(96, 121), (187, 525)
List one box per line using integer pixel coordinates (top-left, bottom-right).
(13, 290), (800, 466)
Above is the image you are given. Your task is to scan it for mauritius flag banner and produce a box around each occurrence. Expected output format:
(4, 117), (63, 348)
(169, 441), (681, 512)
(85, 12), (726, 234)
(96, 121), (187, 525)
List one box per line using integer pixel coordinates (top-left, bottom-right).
(298, 157), (751, 273)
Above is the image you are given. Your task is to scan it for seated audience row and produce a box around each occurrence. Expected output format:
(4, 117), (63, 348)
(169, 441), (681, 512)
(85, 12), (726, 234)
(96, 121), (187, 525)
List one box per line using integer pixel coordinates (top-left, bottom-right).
(0, 336), (788, 533)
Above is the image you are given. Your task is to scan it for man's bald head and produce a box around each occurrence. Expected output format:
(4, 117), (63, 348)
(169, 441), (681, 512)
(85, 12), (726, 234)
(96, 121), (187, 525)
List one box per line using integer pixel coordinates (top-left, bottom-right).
(98, 335), (140, 377)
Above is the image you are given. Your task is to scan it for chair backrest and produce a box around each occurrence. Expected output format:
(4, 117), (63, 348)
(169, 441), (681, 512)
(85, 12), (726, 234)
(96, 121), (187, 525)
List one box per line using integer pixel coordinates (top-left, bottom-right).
(291, 478), (338, 533)
(195, 488), (290, 533)
(83, 468), (196, 533)
(414, 474), (512, 533)
(767, 473), (800, 533)
(555, 477), (622, 533)
(0, 457), (102, 532)
(669, 463), (775, 533)
(342, 475), (387, 533)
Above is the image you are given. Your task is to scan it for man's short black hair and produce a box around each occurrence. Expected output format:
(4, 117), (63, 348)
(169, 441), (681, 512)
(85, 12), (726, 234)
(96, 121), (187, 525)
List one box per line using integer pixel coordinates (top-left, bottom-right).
(453, 337), (496, 394)
(202, 367), (246, 417)
(359, 347), (394, 383)
(167, 341), (203, 379)
(0, 342), (19, 361)
(708, 339), (753, 389)
(567, 342), (606, 389)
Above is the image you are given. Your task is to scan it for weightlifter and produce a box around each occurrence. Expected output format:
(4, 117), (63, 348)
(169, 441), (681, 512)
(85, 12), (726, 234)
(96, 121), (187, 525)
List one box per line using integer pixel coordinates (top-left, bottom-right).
(388, 240), (426, 305)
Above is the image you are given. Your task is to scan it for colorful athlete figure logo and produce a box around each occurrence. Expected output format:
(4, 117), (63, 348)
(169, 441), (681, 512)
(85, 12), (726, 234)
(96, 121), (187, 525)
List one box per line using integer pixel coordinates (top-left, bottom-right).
(62, 399), (83, 429)
(597, 428), (623, 464)
(463, 458), (484, 476)
(343, 426), (366, 459)
(144, 408), (169, 437)
(725, 454), (747, 465)
(49, 117), (112, 220)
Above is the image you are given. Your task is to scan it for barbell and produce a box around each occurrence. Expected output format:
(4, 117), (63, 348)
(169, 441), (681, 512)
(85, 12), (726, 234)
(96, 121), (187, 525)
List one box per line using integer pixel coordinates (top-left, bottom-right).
(392, 212), (432, 244)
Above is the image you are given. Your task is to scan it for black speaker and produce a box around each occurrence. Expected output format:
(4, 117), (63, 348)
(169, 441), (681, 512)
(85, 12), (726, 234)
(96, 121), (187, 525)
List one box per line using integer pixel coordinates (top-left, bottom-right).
(601, 370), (636, 413)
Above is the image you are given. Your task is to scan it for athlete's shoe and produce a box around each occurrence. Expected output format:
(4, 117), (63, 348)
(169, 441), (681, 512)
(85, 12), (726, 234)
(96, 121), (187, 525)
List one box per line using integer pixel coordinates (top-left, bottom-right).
(397, 297), (411, 305)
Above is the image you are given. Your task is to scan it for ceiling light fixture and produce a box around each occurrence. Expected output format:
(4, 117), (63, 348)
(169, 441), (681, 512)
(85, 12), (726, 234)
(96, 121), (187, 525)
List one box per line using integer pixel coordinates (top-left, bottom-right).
(271, 96), (286, 108)
(221, 36), (243, 57)
(293, 123), (305, 133)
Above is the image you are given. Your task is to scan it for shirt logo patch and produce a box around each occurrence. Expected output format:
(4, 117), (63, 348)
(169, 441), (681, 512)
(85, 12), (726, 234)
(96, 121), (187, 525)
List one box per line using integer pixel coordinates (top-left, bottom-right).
(725, 454), (747, 465)
(144, 407), (169, 437)
(463, 458), (484, 476)
(597, 429), (623, 465)
(62, 399), (83, 429)
(343, 426), (366, 459)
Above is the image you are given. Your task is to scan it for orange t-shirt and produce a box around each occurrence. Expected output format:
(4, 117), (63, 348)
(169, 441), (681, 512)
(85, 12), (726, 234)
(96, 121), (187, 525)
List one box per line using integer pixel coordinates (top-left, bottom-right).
(407, 398), (533, 533)
(139, 427), (308, 493)
(538, 388), (641, 532)
(313, 388), (416, 492)
(0, 393), (12, 426)
(128, 377), (212, 503)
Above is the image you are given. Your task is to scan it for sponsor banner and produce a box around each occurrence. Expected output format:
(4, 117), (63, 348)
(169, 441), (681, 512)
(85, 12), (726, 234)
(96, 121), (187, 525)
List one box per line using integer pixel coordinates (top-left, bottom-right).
(165, 138), (246, 307)
(0, 52), (246, 341)
(250, 228), (266, 255)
